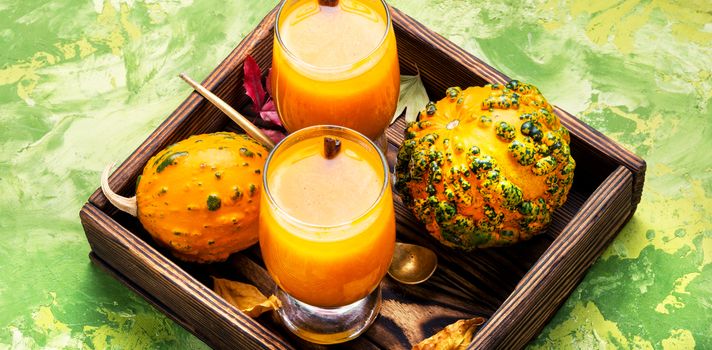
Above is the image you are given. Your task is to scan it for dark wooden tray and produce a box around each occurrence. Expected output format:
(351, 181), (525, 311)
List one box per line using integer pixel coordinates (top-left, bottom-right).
(80, 5), (645, 350)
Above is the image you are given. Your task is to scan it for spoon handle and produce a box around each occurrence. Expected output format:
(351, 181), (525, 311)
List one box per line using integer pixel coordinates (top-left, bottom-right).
(179, 73), (276, 150)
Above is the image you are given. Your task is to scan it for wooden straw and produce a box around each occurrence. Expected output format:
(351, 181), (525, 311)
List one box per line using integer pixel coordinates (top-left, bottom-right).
(179, 73), (276, 150)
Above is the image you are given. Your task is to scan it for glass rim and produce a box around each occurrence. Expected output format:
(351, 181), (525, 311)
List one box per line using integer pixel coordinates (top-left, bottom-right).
(262, 125), (390, 230)
(274, 0), (392, 72)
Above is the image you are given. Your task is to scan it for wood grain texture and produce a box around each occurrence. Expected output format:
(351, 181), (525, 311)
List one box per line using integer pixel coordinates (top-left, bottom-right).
(81, 203), (293, 350)
(470, 166), (633, 349)
(80, 4), (646, 350)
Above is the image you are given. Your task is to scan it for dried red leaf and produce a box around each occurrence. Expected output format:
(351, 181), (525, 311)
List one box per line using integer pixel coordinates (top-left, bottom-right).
(262, 129), (287, 144)
(265, 68), (273, 96)
(244, 55), (267, 112)
(243, 55), (284, 135)
(259, 100), (281, 126)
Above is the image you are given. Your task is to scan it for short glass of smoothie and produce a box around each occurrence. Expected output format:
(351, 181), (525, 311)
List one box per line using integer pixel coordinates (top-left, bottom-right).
(259, 125), (395, 344)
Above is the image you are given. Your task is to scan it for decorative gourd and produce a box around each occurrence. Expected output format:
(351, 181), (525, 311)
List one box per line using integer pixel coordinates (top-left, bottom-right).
(102, 132), (268, 263)
(395, 81), (575, 249)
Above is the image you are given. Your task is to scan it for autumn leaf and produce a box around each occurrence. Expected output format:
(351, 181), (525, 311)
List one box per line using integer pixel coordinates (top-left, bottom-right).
(261, 129), (286, 144)
(259, 99), (280, 126)
(242, 55), (285, 143)
(244, 55), (267, 114)
(392, 71), (429, 124)
(243, 55), (281, 128)
(212, 277), (281, 318)
(265, 68), (273, 96)
(412, 317), (486, 350)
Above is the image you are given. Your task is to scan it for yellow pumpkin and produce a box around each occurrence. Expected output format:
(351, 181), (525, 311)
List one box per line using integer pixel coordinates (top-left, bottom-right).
(135, 132), (268, 262)
(395, 81), (575, 249)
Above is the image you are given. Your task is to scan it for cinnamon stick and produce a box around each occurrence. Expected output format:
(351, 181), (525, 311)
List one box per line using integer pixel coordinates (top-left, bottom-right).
(318, 0), (339, 7)
(323, 137), (341, 159)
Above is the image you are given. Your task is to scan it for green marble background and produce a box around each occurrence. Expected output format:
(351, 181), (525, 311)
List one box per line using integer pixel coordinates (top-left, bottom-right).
(0, 0), (709, 348)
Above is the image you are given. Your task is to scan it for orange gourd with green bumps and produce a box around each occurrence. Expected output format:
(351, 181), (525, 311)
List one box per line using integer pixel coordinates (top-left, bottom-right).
(395, 81), (575, 249)
(102, 132), (268, 263)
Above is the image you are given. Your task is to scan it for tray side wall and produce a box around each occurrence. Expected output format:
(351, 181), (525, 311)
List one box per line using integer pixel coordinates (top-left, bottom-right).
(80, 204), (293, 350)
(470, 166), (633, 349)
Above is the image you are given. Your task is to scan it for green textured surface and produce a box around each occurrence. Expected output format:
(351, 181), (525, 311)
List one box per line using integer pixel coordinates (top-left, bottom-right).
(0, 0), (710, 349)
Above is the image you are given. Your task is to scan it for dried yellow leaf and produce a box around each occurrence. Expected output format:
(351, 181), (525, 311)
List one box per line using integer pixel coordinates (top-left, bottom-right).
(412, 317), (486, 350)
(392, 72), (429, 124)
(212, 277), (281, 318)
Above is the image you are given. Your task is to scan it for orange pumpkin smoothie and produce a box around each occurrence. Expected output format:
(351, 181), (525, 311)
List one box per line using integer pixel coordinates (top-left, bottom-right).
(272, 0), (399, 140)
(259, 126), (395, 308)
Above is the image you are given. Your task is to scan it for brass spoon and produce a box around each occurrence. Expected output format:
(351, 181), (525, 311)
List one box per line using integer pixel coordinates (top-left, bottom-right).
(388, 242), (438, 284)
(179, 74), (438, 285)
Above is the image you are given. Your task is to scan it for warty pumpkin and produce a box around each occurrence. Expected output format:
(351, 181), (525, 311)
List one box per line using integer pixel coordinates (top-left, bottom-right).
(395, 81), (575, 249)
(102, 132), (268, 263)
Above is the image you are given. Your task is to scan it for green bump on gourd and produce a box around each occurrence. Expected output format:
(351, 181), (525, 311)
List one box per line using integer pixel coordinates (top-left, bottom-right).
(508, 140), (536, 165)
(505, 80), (519, 90)
(459, 178), (472, 191)
(406, 151), (424, 178)
(518, 200), (536, 216)
(239, 147), (254, 158)
(561, 156), (576, 175)
(156, 152), (188, 173)
(468, 146), (481, 156)
(429, 161), (443, 183)
(500, 230), (515, 237)
(419, 133), (439, 145)
(482, 91), (520, 109)
(434, 201), (457, 223)
(426, 101), (437, 115)
(446, 87), (462, 100)
(231, 185), (243, 201)
(496, 121), (516, 141)
(539, 108), (555, 126)
(207, 194), (221, 211)
(520, 121), (534, 135)
(486, 170), (500, 181)
(483, 204), (500, 222)
(533, 156), (558, 176)
(470, 155), (495, 172)
(417, 120), (433, 129)
(497, 180), (523, 209)
(444, 188), (456, 201)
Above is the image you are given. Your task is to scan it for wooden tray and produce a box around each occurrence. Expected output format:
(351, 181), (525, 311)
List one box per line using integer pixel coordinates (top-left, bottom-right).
(80, 5), (646, 350)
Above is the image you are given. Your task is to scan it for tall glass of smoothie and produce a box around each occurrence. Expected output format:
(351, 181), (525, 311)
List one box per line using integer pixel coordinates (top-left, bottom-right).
(272, 0), (399, 150)
(259, 125), (395, 344)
